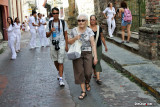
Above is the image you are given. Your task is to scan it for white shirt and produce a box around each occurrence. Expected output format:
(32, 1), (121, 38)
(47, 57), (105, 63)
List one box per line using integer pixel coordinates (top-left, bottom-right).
(7, 25), (16, 38)
(14, 23), (21, 33)
(46, 20), (68, 46)
(24, 18), (28, 23)
(103, 7), (116, 17)
(70, 27), (94, 48)
(22, 24), (25, 29)
(29, 16), (36, 29)
(42, 17), (46, 21)
(49, 17), (54, 21)
(37, 18), (46, 30)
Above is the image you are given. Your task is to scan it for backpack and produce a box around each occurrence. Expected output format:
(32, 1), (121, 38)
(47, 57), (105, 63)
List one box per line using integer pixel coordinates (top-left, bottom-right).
(123, 8), (132, 22)
(49, 19), (65, 36)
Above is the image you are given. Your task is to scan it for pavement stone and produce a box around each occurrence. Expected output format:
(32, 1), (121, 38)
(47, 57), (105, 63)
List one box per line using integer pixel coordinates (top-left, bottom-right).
(64, 59), (160, 107)
(102, 41), (160, 101)
(103, 42), (148, 65)
(0, 31), (75, 107)
(106, 36), (139, 50)
(0, 30), (159, 107)
(100, 60), (159, 107)
(124, 64), (160, 92)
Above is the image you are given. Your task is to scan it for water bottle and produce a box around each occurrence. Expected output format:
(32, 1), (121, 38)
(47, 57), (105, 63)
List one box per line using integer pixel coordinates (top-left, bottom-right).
(52, 31), (56, 38)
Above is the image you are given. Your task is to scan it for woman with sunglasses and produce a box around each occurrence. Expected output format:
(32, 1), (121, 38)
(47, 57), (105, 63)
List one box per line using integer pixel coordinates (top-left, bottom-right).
(68, 13), (98, 100)
(6, 17), (17, 60)
(89, 15), (108, 85)
(103, 2), (116, 38)
(14, 17), (21, 53)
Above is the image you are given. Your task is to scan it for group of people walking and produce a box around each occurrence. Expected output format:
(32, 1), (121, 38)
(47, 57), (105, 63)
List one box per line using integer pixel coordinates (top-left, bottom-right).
(28, 11), (50, 49)
(6, 10), (50, 60)
(6, 1), (131, 100)
(46, 7), (108, 100)
(6, 17), (21, 60)
(46, 1), (131, 100)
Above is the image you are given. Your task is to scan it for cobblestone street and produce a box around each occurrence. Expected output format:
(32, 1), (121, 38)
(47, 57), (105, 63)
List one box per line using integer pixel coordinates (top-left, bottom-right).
(0, 31), (159, 107)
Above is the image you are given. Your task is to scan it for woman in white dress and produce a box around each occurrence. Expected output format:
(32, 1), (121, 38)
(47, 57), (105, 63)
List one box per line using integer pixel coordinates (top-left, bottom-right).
(7, 17), (17, 60)
(14, 17), (21, 53)
(24, 16), (29, 31)
(103, 2), (116, 38)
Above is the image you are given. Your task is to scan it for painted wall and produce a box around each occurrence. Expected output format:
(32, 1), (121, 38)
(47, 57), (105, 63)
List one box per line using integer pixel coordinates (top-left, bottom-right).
(0, 0), (8, 6)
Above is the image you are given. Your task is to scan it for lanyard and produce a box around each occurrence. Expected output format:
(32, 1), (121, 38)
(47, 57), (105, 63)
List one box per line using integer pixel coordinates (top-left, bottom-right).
(51, 19), (60, 32)
(51, 19), (60, 40)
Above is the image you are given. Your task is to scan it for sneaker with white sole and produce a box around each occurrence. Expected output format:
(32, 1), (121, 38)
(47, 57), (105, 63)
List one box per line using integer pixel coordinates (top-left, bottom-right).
(59, 78), (65, 87)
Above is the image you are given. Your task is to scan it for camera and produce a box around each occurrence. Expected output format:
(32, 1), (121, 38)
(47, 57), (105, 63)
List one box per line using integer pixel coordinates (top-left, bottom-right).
(52, 40), (60, 51)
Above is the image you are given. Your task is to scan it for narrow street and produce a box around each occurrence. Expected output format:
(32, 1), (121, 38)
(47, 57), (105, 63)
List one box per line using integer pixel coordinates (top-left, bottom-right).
(0, 32), (75, 107)
(0, 31), (159, 107)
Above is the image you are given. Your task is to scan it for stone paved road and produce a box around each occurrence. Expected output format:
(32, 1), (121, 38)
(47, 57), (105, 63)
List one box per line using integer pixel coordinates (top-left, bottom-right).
(0, 31), (159, 107)
(64, 60), (159, 107)
(0, 32), (75, 107)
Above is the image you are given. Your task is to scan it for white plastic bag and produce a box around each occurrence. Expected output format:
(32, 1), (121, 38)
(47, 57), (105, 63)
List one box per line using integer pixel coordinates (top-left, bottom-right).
(67, 40), (82, 60)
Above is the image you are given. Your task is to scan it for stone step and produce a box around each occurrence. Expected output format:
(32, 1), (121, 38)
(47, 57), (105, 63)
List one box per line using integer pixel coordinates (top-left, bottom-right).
(116, 31), (139, 44)
(102, 41), (160, 101)
(106, 36), (139, 55)
(0, 41), (8, 54)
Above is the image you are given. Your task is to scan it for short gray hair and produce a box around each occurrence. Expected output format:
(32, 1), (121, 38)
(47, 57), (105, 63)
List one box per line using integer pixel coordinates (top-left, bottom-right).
(77, 13), (88, 20)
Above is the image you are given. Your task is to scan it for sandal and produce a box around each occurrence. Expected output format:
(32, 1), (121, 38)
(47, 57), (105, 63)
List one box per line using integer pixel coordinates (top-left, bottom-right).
(93, 75), (97, 78)
(96, 80), (102, 85)
(78, 91), (87, 100)
(126, 41), (130, 43)
(85, 83), (91, 91)
(121, 41), (125, 44)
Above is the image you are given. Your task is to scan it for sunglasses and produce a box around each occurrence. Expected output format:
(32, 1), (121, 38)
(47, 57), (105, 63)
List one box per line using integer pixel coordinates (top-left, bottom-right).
(52, 13), (59, 15)
(78, 19), (86, 22)
(90, 19), (96, 21)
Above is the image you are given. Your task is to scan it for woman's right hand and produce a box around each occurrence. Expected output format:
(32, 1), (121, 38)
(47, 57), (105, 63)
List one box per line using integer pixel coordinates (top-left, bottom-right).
(75, 35), (81, 40)
(105, 16), (108, 19)
(7, 23), (9, 28)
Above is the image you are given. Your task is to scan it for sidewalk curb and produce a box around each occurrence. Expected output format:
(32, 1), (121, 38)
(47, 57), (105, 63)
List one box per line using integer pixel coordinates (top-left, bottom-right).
(105, 37), (138, 54)
(102, 53), (160, 102)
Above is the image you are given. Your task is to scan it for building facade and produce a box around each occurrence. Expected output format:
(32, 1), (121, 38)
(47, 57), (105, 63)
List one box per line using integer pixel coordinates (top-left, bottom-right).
(0, 0), (23, 41)
(8, 0), (23, 23)
(0, 0), (9, 40)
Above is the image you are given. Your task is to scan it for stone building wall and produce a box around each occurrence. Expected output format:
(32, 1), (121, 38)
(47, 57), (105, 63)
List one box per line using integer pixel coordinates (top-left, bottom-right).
(65, 0), (78, 29)
(76, 0), (94, 17)
(139, 0), (160, 60)
(145, 0), (160, 24)
(93, 0), (123, 36)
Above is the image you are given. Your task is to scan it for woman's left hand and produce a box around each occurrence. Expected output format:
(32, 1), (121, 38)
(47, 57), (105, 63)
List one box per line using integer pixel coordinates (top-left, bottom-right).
(105, 46), (108, 52)
(112, 17), (114, 20)
(93, 57), (98, 65)
(65, 45), (69, 52)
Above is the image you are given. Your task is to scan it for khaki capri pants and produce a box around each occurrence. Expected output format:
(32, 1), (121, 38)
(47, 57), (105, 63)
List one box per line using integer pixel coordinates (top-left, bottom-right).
(72, 51), (93, 84)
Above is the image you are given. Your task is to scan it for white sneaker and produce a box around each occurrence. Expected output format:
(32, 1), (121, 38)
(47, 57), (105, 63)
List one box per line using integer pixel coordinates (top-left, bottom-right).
(59, 78), (65, 87)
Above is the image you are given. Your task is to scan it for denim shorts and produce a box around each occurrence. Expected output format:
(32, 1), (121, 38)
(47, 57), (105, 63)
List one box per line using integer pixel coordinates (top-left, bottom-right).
(121, 20), (132, 26)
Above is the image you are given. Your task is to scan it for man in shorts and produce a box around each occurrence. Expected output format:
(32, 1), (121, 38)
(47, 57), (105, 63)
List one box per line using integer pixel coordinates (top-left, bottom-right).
(46, 7), (68, 87)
